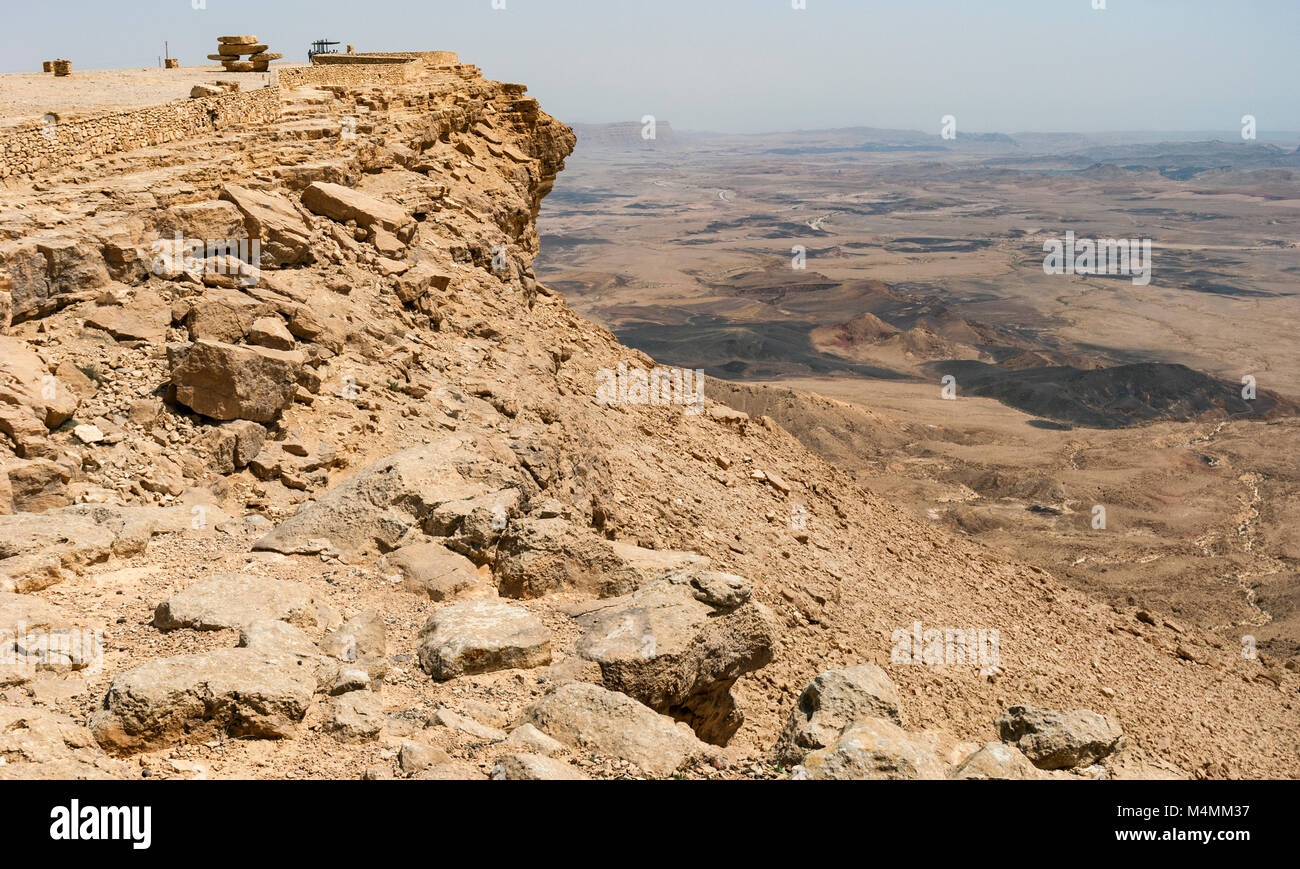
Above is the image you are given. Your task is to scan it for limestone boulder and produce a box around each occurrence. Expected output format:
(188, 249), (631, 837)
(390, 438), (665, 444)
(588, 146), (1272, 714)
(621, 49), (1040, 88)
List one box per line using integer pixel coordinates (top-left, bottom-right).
(798, 718), (946, 780)
(950, 742), (1044, 780)
(0, 706), (127, 780)
(0, 592), (95, 686)
(83, 297), (170, 343)
(154, 573), (338, 632)
(182, 289), (275, 343)
(417, 600), (551, 680)
(169, 339), (303, 422)
(522, 682), (715, 777)
(4, 458), (72, 513)
(996, 705), (1126, 770)
(160, 200), (248, 241)
(572, 578), (775, 744)
(393, 262), (452, 305)
(203, 420), (267, 473)
(319, 610), (388, 684)
(772, 663), (905, 766)
(0, 238), (111, 322)
(320, 691), (386, 744)
(490, 753), (590, 781)
(0, 509), (135, 590)
(246, 316), (295, 350)
(382, 540), (488, 601)
(423, 488), (522, 560)
(220, 184), (315, 268)
(92, 648), (317, 754)
(0, 335), (79, 456)
(301, 182), (414, 238)
(398, 741), (451, 774)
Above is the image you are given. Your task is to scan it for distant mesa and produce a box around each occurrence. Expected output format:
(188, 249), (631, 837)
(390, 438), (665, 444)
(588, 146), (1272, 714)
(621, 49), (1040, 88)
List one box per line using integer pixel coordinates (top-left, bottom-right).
(928, 360), (1300, 428)
(811, 312), (986, 365)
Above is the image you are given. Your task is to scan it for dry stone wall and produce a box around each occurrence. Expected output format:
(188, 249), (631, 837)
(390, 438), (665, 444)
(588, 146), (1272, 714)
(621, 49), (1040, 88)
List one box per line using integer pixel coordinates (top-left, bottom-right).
(0, 85), (279, 180)
(278, 60), (421, 89)
(0, 53), (460, 180)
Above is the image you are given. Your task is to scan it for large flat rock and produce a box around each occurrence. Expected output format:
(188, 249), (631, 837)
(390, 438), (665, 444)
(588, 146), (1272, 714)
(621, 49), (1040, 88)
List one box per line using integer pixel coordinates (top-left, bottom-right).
(93, 648), (316, 755)
(220, 184), (315, 268)
(522, 682), (714, 777)
(301, 182), (413, 234)
(154, 573), (337, 632)
(417, 600), (551, 680)
(169, 339), (302, 423)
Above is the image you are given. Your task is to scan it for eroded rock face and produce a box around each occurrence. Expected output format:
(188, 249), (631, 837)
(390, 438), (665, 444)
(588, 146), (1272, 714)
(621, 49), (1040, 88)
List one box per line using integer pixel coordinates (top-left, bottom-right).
(522, 682), (715, 777)
(572, 578), (775, 744)
(92, 648), (317, 755)
(169, 340), (303, 422)
(798, 717), (946, 780)
(773, 664), (905, 766)
(996, 705), (1126, 770)
(154, 573), (338, 632)
(417, 600), (551, 681)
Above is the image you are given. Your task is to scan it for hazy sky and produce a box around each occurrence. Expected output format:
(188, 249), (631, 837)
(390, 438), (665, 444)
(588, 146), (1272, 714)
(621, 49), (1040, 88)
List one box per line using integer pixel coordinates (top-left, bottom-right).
(4, 0), (1297, 134)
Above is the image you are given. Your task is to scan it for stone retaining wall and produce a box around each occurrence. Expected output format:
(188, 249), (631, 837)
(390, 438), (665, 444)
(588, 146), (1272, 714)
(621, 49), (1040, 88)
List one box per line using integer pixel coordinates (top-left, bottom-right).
(279, 60), (421, 89)
(0, 85), (279, 180)
(0, 51), (459, 180)
(358, 51), (460, 66)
